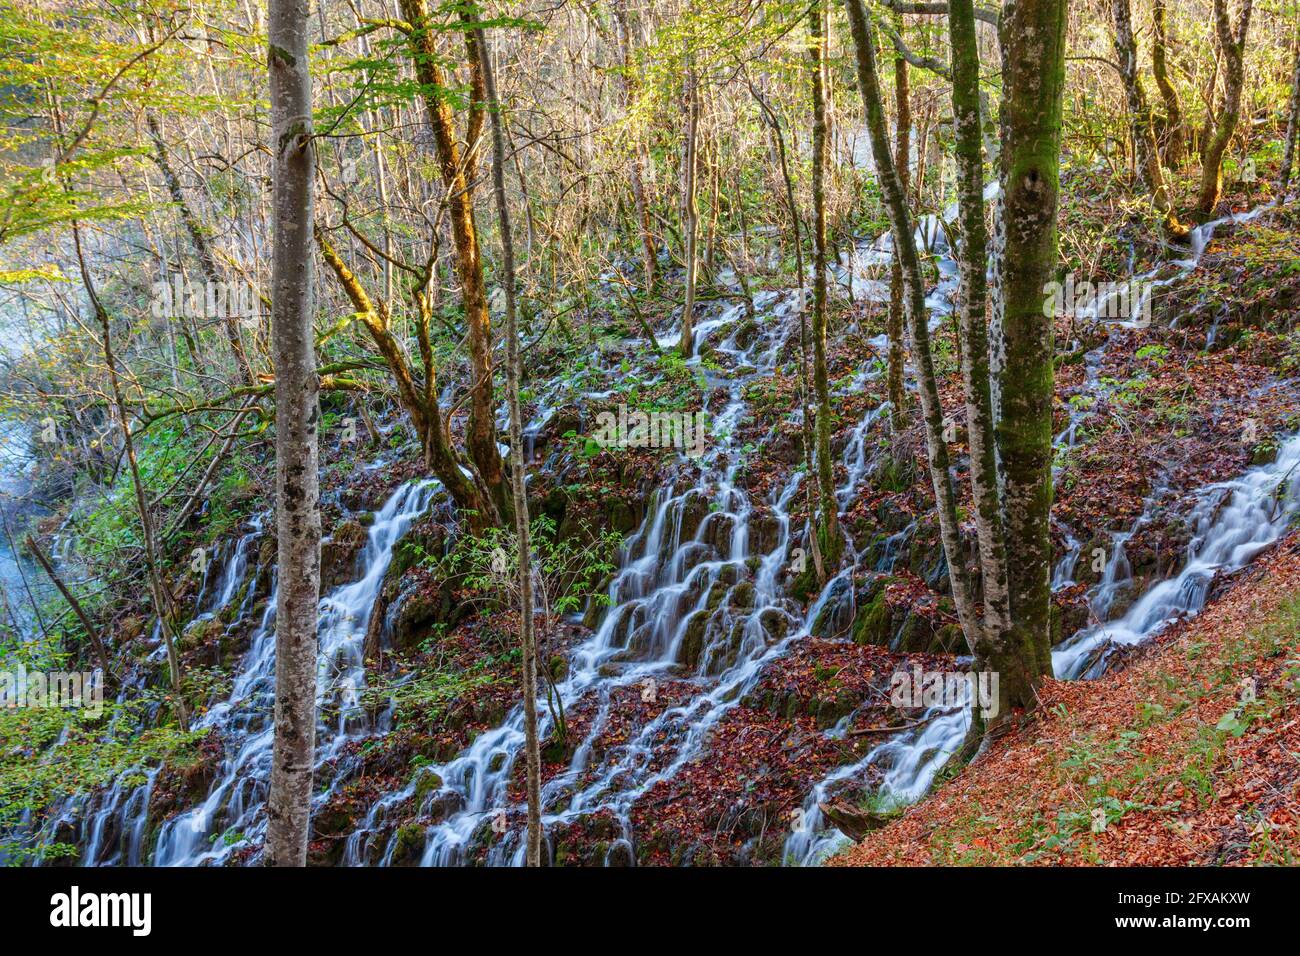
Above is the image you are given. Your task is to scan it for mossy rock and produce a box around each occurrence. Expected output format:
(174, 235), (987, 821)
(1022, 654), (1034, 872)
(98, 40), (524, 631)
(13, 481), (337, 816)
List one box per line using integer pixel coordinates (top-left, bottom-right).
(389, 822), (426, 866)
(677, 609), (709, 668)
(413, 769), (444, 804)
(852, 587), (893, 647)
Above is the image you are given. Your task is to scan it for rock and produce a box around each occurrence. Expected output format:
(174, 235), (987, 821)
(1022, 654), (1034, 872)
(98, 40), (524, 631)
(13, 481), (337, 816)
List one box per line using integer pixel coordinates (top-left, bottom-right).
(818, 799), (895, 841)
(320, 520), (369, 591)
(677, 609), (709, 668)
(852, 586), (893, 647)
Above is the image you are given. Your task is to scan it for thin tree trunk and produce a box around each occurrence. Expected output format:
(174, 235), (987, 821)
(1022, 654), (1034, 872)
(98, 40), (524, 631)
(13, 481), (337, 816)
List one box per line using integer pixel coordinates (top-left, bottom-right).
(994, 0), (1067, 706)
(615, 2), (658, 291)
(1151, 0), (1186, 167)
(842, 0), (980, 653)
(473, 21), (543, 868)
(887, 48), (910, 434)
(147, 113), (258, 388)
(71, 224), (187, 730)
(1279, 17), (1300, 194)
(25, 534), (113, 682)
(1197, 0), (1254, 215)
(679, 60), (700, 357)
(948, 0), (1013, 703)
(748, 80), (825, 582)
(809, 0), (841, 571)
(266, 0), (321, 867)
(1112, 0), (1184, 235)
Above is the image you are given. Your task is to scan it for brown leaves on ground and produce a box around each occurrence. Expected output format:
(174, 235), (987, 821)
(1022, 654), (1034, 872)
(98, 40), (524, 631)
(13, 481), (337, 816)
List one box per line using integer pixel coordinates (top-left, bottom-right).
(834, 533), (1300, 867)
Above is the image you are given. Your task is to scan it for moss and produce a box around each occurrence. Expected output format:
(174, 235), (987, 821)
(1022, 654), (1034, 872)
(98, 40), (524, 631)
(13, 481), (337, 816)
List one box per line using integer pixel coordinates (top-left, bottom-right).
(852, 587), (892, 646)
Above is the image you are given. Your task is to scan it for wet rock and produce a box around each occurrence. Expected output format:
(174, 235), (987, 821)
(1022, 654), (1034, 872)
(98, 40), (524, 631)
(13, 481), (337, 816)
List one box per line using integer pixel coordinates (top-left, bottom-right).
(677, 609), (709, 669)
(321, 520), (369, 591)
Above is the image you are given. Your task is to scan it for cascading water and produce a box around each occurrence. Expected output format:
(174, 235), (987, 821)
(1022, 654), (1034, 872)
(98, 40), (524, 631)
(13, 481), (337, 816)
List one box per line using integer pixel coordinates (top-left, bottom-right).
(1054, 434), (1300, 679)
(150, 480), (437, 865)
(38, 192), (1293, 868)
(346, 290), (820, 866)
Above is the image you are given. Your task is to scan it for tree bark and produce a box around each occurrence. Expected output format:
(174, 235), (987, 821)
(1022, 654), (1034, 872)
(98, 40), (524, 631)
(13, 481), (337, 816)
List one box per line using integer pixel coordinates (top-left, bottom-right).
(679, 59), (700, 357)
(398, 0), (506, 516)
(748, 80), (825, 582)
(1279, 18), (1300, 194)
(887, 47), (910, 434)
(842, 0), (980, 653)
(147, 113), (258, 388)
(1112, 0), (1184, 236)
(72, 225), (187, 730)
(1197, 0), (1254, 216)
(948, 0), (1012, 664)
(473, 21), (543, 867)
(615, 2), (658, 292)
(266, 0), (321, 868)
(809, 0), (841, 571)
(1150, 0), (1186, 167)
(25, 534), (113, 683)
(993, 0), (1067, 705)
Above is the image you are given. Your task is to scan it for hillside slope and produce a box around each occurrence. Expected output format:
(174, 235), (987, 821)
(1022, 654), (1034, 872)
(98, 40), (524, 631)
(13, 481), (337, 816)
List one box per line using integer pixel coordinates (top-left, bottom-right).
(834, 534), (1300, 866)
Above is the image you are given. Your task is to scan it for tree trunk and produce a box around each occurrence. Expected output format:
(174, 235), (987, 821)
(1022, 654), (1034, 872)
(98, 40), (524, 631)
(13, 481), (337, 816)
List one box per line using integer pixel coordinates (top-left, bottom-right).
(679, 61), (700, 357)
(615, 2), (658, 291)
(948, 0), (1012, 667)
(842, 0), (980, 652)
(474, 22), (543, 867)
(398, 0), (506, 517)
(1279, 18), (1300, 194)
(25, 534), (113, 683)
(994, 0), (1067, 706)
(809, 0), (841, 571)
(266, 0), (321, 868)
(147, 113), (258, 388)
(1150, 0), (1186, 168)
(1112, 0), (1184, 235)
(748, 80), (825, 582)
(1197, 0), (1254, 216)
(887, 48), (910, 434)
(72, 225), (187, 730)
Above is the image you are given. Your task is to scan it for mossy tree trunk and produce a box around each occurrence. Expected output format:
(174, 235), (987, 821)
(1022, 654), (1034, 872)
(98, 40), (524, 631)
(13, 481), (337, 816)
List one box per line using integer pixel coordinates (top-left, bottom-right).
(887, 46), (910, 435)
(1112, 0), (1183, 236)
(993, 0), (1067, 707)
(679, 58), (700, 357)
(1279, 17), (1300, 194)
(948, 0), (1012, 674)
(398, 0), (507, 517)
(1197, 0), (1254, 216)
(1151, 0), (1186, 168)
